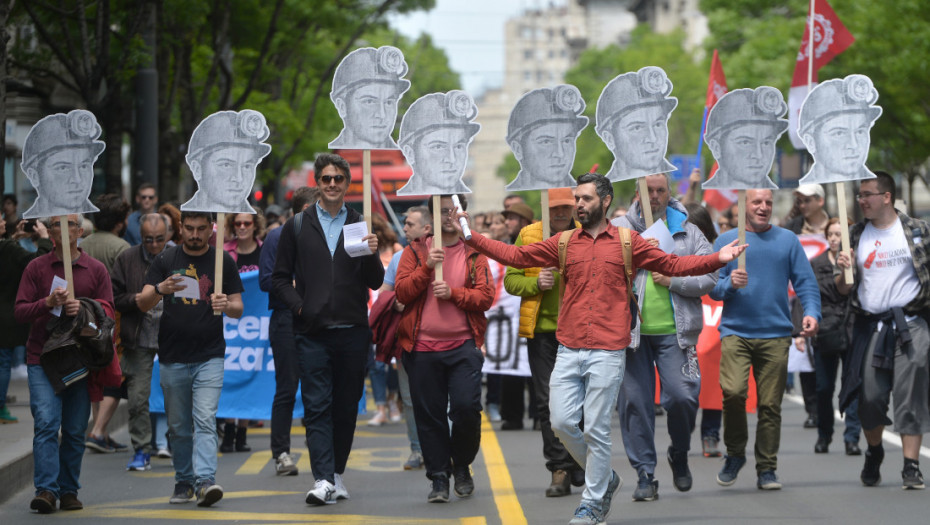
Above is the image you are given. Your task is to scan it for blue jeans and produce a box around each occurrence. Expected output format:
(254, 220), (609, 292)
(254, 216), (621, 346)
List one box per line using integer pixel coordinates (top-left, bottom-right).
(617, 334), (700, 476)
(368, 347), (388, 405)
(550, 346), (625, 512)
(0, 346), (15, 409)
(160, 358), (224, 488)
(396, 360), (421, 453)
(28, 365), (90, 497)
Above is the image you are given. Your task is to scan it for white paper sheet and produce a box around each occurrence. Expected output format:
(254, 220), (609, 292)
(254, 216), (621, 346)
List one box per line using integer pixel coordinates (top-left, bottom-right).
(641, 220), (675, 254)
(172, 275), (201, 300)
(49, 275), (68, 317)
(343, 222), (372, 258)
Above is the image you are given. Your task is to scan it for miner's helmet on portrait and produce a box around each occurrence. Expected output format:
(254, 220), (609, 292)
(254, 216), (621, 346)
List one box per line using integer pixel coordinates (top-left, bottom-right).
(186, 110), (272, 165)
(398, 91), (481, 148)
(506, 85), (589, 145)
(595, 66), (678, 135)
(22, 109), (105, 173)
(331, 46), (411, 102)
(798, 74), (882, 137)
(704, 87), (789, 143)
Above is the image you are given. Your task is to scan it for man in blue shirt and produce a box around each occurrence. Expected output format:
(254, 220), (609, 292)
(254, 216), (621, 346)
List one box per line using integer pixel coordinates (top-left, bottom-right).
(711, 189), (820, 491)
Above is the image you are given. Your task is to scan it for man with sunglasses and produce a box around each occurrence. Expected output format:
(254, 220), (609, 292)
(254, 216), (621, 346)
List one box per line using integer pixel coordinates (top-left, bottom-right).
(111, 214), (171, 472)
(124, 183), (159, 246)
(272, 153), (383, 506)
(836, 171), (930, 490)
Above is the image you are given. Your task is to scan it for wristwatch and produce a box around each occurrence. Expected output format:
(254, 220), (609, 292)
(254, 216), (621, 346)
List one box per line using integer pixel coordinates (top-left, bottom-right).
(154, 283), (163, 295)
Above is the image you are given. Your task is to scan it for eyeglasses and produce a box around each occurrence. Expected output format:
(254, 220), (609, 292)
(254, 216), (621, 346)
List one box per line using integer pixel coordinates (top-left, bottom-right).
(139, 195), (156, 200)
(234, 221), (253, 228)
(143, 235), (166, 244)
(319, 175), (346, 184)
(51, 221), (80, 229)
(855, 191), (887, 201)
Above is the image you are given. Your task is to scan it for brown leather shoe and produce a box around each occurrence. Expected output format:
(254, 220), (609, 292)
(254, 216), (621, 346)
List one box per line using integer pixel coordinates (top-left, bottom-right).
(30, 491), (57, 514)
(60, 493), (84, 511)
(545, 469), (571, 497)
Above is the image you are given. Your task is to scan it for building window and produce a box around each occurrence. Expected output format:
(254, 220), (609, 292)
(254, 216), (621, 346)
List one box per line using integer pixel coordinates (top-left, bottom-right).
(524, 49), (533, 59)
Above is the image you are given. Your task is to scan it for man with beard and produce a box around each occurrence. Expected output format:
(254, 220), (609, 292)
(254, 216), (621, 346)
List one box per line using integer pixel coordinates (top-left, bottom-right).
(452, 173), (746, 525)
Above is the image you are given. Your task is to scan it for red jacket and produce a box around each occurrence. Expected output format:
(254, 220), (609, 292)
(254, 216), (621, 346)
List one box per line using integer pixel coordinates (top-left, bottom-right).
(395, 235), (495, 352)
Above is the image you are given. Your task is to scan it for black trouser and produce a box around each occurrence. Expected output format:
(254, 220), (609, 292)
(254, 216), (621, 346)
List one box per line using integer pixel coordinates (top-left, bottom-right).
(501, 375), (538, 422)
(269, 309), (300, 458)
(296, 326), (370, 483)
(527, 332), (581, 473)
(403, 340), (483, 480)
(800, 371), (817, 415)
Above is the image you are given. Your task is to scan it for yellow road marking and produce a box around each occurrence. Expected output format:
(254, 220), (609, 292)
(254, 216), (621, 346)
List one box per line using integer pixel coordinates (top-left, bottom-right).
(345, 446), (409, 472)
(297, 450), (311, 473)
(248, 427), (404, 438)
(236, 450), (273, 475)
(480, 413), (528, 525)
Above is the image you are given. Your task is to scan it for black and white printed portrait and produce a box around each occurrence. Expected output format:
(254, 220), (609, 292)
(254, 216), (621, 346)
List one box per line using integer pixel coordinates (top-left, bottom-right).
(21, 110), (104, 219)
(181, 110), (271, 214)
(328, 46), (411, 151)
(395, 91), (480, 196)
(702, 87), (788, 190)
(595, 66), (678, 182)
(798, 74), (881, 185)
(505, 85), (588, 191)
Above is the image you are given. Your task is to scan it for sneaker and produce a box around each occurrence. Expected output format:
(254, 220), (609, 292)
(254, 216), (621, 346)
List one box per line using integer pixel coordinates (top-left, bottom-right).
(389, 403), (402, 423)
(632, 472), (658, 502)
(126, 450), (151, 471)
(601, 470), (622, 520)
(334, 473), (350, 500)
(568, 504), (602, 525)
(84, 434), (115, 453)
(902, 463), (925, 490)
(803, 414), (818, 428)
(815, 437), (830, 454)
(487, 403), (502, 422)
(428, 474), (450, 503)
(156, 448), (172, 459)
(275, 452), (299, 476)
(367, 409), (388, 427)
(403, 451), (424, 470)
(757, 470), (782, 490)
(196, 483), (223, 507)
(861, 446), (884, 487)
(305, 479), (336, 505)
(107, 436), (129, 452)
(845, 441), (862, 456)
(169, 483), (194, 504)
(30, 490), (57, 514)
(716, 455), (746, 486)
(702, 436), (721, 457)
(453, 466), (475, 498)
(59, 492), (83, 511)
(0, 405), (18, 424)
(668, 446), (692, 492)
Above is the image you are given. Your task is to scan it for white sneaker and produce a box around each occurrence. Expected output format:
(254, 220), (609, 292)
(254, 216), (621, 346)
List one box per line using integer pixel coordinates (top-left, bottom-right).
(305, 479), (336, 505)
(334, 473), (349, 500)
(156, 448), (172, 459)
(276, 452), (298, 476)
(367, 410), (388, 427)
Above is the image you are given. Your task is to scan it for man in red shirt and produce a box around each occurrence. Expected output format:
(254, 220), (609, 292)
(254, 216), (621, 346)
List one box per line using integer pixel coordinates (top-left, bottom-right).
(454, 173), (746, 525)
(394, 194), (495, 503)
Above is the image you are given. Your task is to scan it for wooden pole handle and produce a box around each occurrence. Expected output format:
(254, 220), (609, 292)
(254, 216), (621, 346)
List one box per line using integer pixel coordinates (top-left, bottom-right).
(638, 178), (654, 227)
(363, 150), (372, 231)
(541, 190), (550, 239)
(432, 195), (442, 282)
(737, 191), (746, 270)
(60, 216), (75, 300)
(213, 212), (225, 316)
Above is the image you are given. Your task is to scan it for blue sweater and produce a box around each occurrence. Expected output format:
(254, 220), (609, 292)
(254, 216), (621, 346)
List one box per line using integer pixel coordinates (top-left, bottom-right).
(710, 226), (821, 339)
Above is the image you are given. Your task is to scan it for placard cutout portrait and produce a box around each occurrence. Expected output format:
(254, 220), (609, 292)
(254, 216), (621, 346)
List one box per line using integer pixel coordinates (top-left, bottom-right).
(22, 110), (104, 219)
(181, 110), (271, 214)
(505, 85), (588, 191)
(702, 87), (788, 190)
(395, 91), (480, 196)
(595, 66), (678, 182)
(798, 74), (882, 185)
(328, 46), (411, 150)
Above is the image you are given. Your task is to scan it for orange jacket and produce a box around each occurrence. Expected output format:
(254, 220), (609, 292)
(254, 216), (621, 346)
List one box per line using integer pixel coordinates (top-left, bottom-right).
(395, 235), (495, 352)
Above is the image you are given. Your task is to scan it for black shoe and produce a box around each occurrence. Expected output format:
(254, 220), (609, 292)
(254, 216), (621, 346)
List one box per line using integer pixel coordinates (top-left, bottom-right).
(428, 474), (450, 503)
(815, 437), (830, 454)
(500, 420), (523, 431)
(861, 445), (884, 486)
(803, 414), (818, 428)
(570, 468), (585, 487)
(667, 447), (692, 492)
(30, 491), (57, 514)
(903, 463), (925, 490)
(235, 427), (251, 452)
(453, 466), (475, 498)
(632, 472), (658, 501)
(219, 423), (235, 453)
(845, 442), (862, 456)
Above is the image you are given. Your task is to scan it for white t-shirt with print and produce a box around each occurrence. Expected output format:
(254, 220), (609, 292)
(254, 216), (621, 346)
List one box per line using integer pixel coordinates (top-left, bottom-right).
(856, 218), (920, 314)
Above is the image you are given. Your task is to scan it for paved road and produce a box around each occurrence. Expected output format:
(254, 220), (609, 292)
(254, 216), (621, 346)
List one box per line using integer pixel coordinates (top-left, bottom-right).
(2, 393), (928, 524)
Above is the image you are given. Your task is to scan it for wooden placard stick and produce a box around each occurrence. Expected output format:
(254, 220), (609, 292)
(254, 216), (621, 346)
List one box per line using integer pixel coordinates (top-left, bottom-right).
(432, 195), (443, 282)
(737, 190), (746, 270)
(213, 212), (225, 316)
(638, 177), (654, 227)
(59, 216), (75, 300)
(836, 182), (853, 284)
(541, 190), (550, 239)
(363, 149), (372, 231)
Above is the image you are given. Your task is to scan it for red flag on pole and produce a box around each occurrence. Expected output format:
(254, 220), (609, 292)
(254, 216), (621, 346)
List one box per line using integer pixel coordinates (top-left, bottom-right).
(787, 0), (855, 148)
(701, 50), (736, 212)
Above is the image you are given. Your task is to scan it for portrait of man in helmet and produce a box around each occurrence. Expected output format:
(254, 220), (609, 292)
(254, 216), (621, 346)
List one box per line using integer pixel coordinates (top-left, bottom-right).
(798, 74), (882, 185)
(329, 46), (411, 151)
(396, 91), (480, 196)
(181, 110), (272, 214)
(21, 109), (104, 219)
(595, 66), (678, 183)
(505, 85), (588, 191)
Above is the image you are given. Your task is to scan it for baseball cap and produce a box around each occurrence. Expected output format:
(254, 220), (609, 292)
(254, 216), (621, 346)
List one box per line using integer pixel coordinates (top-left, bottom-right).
(503, 202), (534, 223)
(795, 184), (824, 199)
(548, 187), (574, 208)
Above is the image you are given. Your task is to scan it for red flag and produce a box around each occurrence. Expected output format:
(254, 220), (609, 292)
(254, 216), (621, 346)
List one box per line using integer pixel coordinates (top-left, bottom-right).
(370, 175), (388, 220)
(788, 0), (855, 148)
(702, 50), (735, 212)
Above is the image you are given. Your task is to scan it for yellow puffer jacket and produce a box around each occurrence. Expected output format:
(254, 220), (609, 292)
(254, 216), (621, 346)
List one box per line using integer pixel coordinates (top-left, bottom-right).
(516, 223), (544, 338)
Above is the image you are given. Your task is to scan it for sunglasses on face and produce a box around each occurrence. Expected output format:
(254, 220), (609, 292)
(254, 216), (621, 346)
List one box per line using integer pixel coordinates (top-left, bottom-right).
(234, 221), (253, 228)
(139, 195), (156, 200)
(319, 175), (346, 184)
